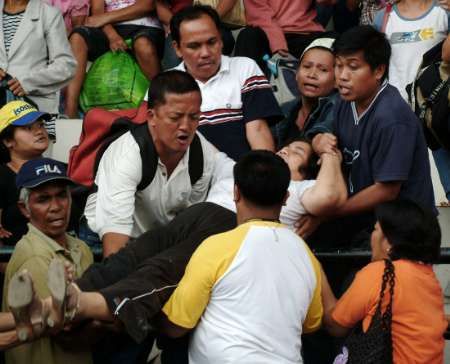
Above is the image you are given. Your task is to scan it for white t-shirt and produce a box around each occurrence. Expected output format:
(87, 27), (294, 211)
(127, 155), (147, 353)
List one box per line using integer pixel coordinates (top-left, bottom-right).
(206, 154), (316, 227)
(383, 3), (449, 100)
(85, 131), (219, 238)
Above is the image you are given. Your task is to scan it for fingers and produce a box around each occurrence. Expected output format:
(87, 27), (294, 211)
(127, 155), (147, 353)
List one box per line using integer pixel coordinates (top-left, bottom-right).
(63, 261), (75, 282)
(110, 39), (128, 52)
(0, 226), (12, 239)
(7, 78), (25, 96)
(312, 133), (338, 156)
(294, 216), (309, 237)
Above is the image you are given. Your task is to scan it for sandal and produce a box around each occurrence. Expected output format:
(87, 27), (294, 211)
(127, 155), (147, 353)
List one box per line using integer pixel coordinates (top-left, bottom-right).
(46, 259), (81, 327)
(7, 270), (41, 341)
(46, 259), (68, 329)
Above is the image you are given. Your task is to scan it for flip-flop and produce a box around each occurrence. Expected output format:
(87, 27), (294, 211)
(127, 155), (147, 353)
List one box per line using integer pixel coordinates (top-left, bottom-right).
(46, 259), (67, 329)
(7, 270), (34, 342)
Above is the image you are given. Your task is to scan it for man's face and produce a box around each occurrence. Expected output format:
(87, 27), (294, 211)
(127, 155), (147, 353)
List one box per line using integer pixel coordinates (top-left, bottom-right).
(297, 48), (335, 99)
(334, 51), (385, 107)
(24, 182), (71, 242)
(276, 141), (313, 181)
(148, 91), (202, 155)
(174, 14), (223, 83)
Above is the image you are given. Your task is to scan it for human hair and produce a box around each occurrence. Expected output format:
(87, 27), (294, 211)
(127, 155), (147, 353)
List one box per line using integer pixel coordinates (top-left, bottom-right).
(333, 25), (391, 81)
(375, 199), (441, 264)
(19, 187), (32, 211)
(283, 136), (320, 180)
(170, 4), (221, 45)
(147, 70), (201, 109)
(233, 150), (290, 207)
(0, 124), (15, 163)
(19, 184), (72, 212)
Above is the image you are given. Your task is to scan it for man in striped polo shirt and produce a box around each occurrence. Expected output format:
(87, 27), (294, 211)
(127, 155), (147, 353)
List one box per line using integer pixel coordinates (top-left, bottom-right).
(170, 5), (283, 161)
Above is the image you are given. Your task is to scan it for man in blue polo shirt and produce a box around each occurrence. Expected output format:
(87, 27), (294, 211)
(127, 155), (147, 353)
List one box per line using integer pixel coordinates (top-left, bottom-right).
(308, 25), (435, 249)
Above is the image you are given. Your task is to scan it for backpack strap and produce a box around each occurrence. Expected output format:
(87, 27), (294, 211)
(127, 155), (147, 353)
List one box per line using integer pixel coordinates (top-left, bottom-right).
(188, 133), (204, 185)
(381, 3), (392, 32)
(131, 125), (204, 190)
(130, 123), (159, 191)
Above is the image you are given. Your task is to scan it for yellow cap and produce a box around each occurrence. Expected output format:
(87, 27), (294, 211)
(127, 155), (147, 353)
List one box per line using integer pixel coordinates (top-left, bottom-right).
(0, 100), (50, 135)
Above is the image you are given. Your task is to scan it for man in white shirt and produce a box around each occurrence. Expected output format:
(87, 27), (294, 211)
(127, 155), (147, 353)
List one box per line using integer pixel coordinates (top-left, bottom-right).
(84, 70), (222, 257)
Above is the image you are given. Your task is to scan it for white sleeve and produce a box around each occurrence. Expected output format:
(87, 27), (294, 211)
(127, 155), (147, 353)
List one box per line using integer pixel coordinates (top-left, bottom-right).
(91, 134), (142, 238)
(280, 180), (316, 228)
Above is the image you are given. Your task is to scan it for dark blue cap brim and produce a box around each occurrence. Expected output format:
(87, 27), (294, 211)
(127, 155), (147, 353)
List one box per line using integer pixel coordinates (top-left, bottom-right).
(19, 176), (73, 189)
(11, 111), (51, 127)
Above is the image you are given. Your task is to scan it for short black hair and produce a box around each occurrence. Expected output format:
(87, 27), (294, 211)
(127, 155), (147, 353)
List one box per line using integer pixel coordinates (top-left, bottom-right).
(333, 25), (391, 81)
(375, 199), (441, 264)
(283, 136), (319, 180)
(0, 124), (15, 163)
(170, 5), (221, 45)
(234, 150), (290, 207)
(147, 70), (201, 109)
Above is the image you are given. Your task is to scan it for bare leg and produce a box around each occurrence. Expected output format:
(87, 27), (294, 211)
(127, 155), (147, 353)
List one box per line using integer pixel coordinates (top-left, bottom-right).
(133, 36), (160, 80)
(76, 291), (114, 322)
(0, 312), (16, 332)
(0, 330), (19, 350)
(65, 33), (89, 118)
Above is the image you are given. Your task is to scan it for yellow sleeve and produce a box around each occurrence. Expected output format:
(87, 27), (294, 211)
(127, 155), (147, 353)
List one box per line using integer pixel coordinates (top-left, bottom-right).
(302, 247), (323, 334)
(162, 226), (248, 329)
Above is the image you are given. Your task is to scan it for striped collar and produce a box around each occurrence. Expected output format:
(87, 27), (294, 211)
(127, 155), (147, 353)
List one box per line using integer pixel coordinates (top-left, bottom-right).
(351, 80), (388, 125)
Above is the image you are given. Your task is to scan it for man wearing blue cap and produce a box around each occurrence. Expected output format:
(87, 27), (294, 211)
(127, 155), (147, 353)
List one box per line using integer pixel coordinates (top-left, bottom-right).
(2, 157), (93, 364)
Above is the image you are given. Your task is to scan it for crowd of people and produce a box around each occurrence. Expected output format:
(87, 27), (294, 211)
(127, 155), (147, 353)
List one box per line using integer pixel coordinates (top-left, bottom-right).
(0, 0), (450, 363)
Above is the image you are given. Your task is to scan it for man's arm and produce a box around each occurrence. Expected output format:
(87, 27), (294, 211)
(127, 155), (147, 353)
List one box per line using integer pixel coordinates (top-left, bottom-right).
(215, 0), (238, 18)
(102, 233), (130, 257)
(245, 119), (275, 151)
(333, 181), (401, 218)
(85, 0), (155, 28)
(155, 312), (191, 338)
(320, 267), (350, 337)
(86, 136), (141, 256)
(301, 152), (347, 216)
(90, 0), (127, 51)
(243, 0), (287, 54)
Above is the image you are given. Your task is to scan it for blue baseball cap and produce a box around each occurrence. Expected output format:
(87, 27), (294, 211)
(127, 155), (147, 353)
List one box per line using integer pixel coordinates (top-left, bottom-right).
(16, 158), (73, 189)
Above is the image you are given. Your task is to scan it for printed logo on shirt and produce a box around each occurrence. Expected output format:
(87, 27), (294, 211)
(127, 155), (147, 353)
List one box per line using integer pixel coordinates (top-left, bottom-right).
(390, 28), (435, 44)
(343, 148), (360, 194)
(343, 148), (360, 165)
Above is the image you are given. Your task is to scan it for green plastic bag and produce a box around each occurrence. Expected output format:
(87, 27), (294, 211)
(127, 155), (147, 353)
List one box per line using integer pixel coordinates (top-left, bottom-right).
(79, 47), (150, 112)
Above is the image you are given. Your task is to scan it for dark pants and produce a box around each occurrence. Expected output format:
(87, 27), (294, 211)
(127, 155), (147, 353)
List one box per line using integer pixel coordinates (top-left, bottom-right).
(77, 202), (237, 343)
(234, 27), (324, 75)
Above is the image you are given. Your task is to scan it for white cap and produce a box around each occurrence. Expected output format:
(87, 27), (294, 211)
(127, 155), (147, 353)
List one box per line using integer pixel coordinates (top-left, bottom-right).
(300, 38), (335, 61)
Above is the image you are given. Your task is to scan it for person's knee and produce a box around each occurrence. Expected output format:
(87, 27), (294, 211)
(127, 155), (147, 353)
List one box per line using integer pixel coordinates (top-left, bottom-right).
(133, 37), (158, 60)
(69, 31), (88, 53)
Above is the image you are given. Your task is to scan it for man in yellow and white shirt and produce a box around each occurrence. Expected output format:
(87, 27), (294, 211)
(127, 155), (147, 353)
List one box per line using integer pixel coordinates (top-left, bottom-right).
(160, 150), (323, 364)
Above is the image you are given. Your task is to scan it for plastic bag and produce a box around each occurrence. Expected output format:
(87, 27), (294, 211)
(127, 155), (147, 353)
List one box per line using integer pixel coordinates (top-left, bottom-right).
(79, 49), (150, 112)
